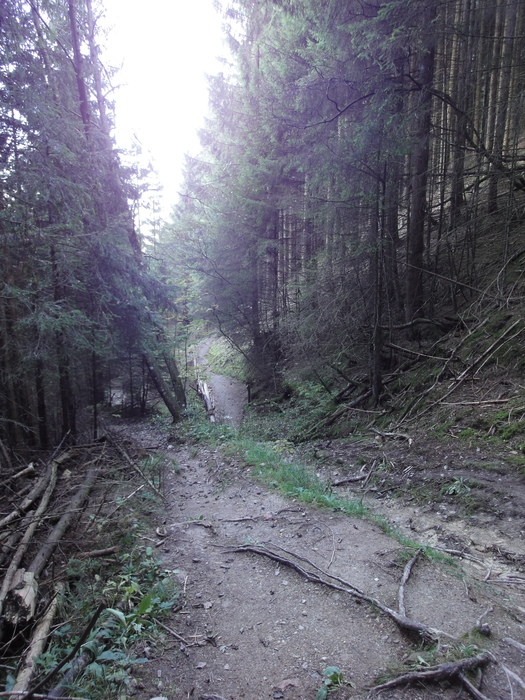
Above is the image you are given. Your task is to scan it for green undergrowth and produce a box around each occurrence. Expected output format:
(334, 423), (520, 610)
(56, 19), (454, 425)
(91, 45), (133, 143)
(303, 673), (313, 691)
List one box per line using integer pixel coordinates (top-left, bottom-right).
(206, 335), (248, 381)
(185, 409), (443, 560)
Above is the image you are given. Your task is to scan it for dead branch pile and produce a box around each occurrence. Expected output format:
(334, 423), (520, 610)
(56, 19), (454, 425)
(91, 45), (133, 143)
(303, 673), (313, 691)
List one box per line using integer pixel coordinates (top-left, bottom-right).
(0, 431), (162, 697)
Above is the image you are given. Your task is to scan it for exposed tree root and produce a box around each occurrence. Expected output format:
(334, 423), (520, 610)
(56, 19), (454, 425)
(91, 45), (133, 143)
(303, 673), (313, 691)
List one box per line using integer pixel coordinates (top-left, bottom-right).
(369, 652), (492, 697)
(227, 542), (455, 643)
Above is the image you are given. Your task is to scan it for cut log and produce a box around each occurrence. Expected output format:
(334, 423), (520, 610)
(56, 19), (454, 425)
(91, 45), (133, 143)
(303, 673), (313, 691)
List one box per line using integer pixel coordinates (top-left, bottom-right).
(197, 379), (215, 422)
(0, 461), (58, 617)
(5, 570), (38, 624)
(0, 465), (52, 531)
(9, 583), (64, 699)
(28, 467), (99, 578)
(3, 467), (98, 625)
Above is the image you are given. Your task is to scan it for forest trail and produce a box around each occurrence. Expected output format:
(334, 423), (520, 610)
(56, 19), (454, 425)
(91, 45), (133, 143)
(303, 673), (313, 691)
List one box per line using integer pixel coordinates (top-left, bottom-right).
(128, 352), (525, 700)
(195, 336), (247, 427)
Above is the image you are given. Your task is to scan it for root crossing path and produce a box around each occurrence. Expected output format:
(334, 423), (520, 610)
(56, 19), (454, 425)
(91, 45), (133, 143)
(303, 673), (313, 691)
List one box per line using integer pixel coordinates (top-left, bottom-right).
(129, 355), (525, 699)
(137, 444), (525, 700)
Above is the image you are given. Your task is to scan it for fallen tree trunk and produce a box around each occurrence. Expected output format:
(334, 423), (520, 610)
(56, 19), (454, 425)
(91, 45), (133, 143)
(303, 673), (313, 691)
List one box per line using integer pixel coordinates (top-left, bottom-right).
(9, 583), (64, 699)
(0, 466), (52, 532)
(28, 467), (99, 579)
(3, 466), (98, 625)
(0, 462), (59, 617)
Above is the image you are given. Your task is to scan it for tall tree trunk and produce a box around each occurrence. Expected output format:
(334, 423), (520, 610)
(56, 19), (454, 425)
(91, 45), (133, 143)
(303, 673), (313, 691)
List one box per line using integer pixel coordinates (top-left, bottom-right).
(405, 2), (437, 324)
(143, 351), (183, 423)
(35, 358), (49, 450)
(51, 246), (76, 442)
(67, 0), (90, 136)
(487, 0), (518, 213)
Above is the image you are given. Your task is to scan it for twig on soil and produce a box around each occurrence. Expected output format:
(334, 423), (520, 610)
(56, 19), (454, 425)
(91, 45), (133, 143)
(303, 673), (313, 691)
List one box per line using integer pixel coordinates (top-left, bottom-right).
(105, 432), (165, 501)
(152, 617), (190, 646)
(398, 550), (421, 616)
(369, 652), (492, 697)
(76, 546), (120, 559)
(227, 543), (456, 643)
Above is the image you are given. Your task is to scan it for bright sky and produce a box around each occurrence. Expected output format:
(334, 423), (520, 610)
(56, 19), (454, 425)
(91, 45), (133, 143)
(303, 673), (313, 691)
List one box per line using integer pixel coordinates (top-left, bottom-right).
(102, 0), (226, 218)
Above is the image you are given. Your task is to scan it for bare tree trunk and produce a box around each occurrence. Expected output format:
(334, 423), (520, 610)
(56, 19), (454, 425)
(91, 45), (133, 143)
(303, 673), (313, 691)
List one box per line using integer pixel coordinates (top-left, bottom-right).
(143, 351), (183, 422)
(405, 1), (437, 324)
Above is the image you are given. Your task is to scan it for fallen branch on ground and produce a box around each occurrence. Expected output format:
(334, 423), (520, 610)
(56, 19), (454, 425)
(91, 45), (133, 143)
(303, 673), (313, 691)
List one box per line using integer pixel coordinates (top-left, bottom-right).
(398, 550), (421, 617)
(106, 433), (165, 501)
(332, 473), (367, 486)
(10, 583), (64, 698)
(0, 461), (59, 618)
(76, 546), (120, 559)
(369, 652), (492, 697)
(22, 603), (105, 700)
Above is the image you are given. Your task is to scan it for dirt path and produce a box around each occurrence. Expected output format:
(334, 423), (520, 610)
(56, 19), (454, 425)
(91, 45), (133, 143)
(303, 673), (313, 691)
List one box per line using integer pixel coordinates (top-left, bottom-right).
(129, 352), (525, 700)
(195, 337), (247, 427)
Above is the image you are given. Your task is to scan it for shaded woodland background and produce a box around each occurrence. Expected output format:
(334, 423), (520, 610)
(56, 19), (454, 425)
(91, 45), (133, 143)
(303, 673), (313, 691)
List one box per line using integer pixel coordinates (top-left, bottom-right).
(2, 0), (525, 456)
(0, 0), (185, 456)
(169, 0), (525, 416)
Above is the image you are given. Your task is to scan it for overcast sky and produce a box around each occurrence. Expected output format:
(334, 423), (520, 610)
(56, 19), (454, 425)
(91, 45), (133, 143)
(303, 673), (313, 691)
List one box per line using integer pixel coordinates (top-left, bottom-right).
(102, 0), (226, 217)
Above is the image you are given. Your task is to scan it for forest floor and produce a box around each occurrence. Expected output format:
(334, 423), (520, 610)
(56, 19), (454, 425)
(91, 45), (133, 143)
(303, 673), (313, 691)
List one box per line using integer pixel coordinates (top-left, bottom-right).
(116, 346), (525, 700)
